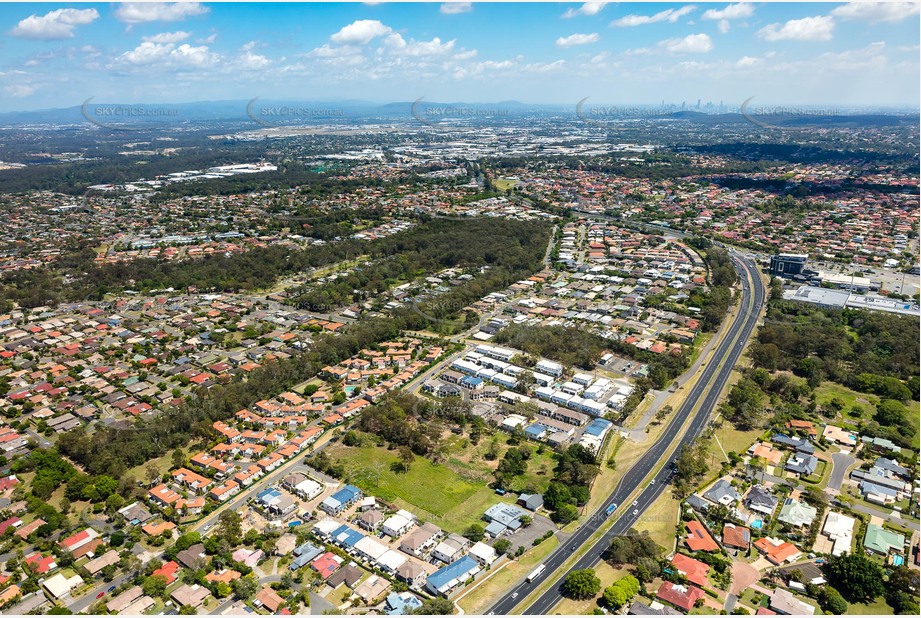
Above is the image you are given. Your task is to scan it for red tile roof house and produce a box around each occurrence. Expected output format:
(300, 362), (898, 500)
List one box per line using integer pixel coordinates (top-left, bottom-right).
(685, 520), (719, 553)
(24, 552), (57, 574)
(722, 524), (751, 552)
(59, 528), (100, 554)
(670, 553), (711, 588)
(656, 582), (705, 613)
(311, 552), (342, 580)
(153, 560), (180, 585)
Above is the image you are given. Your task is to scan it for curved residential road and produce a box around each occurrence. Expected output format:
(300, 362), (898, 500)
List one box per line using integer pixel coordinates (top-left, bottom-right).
(487, 254), (766, 615)
(828, 452), (856, 491)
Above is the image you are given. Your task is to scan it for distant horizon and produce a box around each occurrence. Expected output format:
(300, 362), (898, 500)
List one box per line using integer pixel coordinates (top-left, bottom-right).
(3, 97), (920, 116)
(0, 2), (918, 113)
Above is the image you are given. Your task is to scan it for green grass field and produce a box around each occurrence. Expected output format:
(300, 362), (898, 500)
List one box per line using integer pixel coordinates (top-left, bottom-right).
(325, 442), (496, 532)
(813, 382), (876, 411)
(493, 178), (518, 191)
(847, 599), (895, 615)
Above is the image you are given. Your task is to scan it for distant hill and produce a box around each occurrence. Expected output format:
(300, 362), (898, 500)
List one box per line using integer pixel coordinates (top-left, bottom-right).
(0, 99), (915, 128)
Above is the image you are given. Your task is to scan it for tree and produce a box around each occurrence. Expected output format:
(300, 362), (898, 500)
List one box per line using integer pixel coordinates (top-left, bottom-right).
(145, 463), (160, 485)
(544, 482), (573, 510)
(217, 510), (243, 547)
(410, 597), (454, 614)
(552, 504), (579, 524)
(172, 448), (186, 469)
(607, 531), (663, 569)
(232, 576), (260, 600)
(817, 586), (848, 614)
(179, 605), (197, 615)
(142, 574), (168, 598)
(801, 486), (828, 508)
(463, 524), (485, 543)
(602, 584), (629, 610)
(602, 575), (640, 610)
(825, 553), (885, 602)
(561, 569), (600, 599)
(885, 566), (920, 614)
(494, 539), (512, 556)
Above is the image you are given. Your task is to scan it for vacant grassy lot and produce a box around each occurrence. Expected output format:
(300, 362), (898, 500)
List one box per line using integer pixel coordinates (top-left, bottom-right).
(635, 490), (682, 553)
(814, 382), (876, 412)
(325, 442), (497, 533)
(707, 421), (763, 464)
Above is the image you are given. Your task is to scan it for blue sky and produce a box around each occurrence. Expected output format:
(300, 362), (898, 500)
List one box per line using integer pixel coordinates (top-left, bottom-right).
(0, 2), (918, 112)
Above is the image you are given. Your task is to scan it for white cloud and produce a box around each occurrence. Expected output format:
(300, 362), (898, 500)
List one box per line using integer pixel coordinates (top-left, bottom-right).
(662, 33), (713, 53)
(117, 40), (219, 68)
(114, 3), (209, 24)
(701, 3), (754, 21)
(6, 84), (36, 98)
(382, 34), (456, 56)
(563, 2), (609, 18)
(525, 59), (567, 73)
(330, 20), (393, 45)
(758, 16), (835, 42)
(612, 6), (696, 27)
(735, 55), (759, 68)
(831, 2), (921, 24)
(198, 33), (217, 44)
(119, 41), (173, 65)
(898, 44), (921, 52)
(453, 49), (478, 60)
(702, 2), (753, 32)
(11, 8), (99, 40)
(143, 31), (191, 44)
(239, 50), (271, 70)
(556, 33), (600, 48)
(817, 41), (889, 71)
(440, 3), (472, 14)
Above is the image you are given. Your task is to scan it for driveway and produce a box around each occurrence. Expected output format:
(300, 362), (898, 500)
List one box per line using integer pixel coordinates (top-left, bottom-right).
(505, 514), (556, 551)
(829, 452), (855, 491)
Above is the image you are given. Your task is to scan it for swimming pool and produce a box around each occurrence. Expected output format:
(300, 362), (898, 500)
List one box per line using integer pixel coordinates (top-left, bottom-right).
(751, 519), (764, 529)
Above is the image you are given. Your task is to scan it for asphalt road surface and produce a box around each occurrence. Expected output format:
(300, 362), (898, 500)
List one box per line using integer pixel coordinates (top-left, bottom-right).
(487, 254), (765, 615)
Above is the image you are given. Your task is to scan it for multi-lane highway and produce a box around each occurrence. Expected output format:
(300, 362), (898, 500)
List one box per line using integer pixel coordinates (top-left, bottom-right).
(488, 253), (766, 615)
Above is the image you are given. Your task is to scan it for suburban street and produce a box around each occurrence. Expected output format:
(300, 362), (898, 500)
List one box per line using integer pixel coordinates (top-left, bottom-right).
(487, 253), (766, 615)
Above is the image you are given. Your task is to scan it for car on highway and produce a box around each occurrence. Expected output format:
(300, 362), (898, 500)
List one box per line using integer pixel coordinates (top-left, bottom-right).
(650, 479), (655, 485)
(632, 509), (639, 516)
(108, 585), (116, 592)
(570, 545), (577, 551)
(96, 591), (105, 599)
(512, 593), (518, 599)
(632, 500), (638, 506)
(203, 524), (212, 532)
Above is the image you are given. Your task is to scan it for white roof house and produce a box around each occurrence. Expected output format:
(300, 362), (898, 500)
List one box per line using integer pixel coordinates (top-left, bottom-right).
(822, 511), (856, 556)
(382, 512), (416, 538)
(468, 541), (497, 565)
(376, 549), (408, 573)
(355, 536), (389, 562)
(43, 573), (83, 599)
